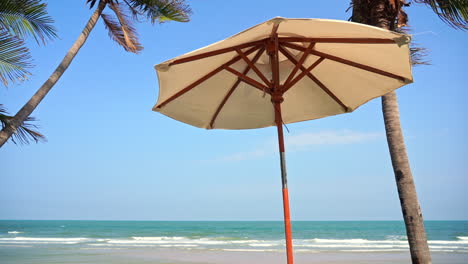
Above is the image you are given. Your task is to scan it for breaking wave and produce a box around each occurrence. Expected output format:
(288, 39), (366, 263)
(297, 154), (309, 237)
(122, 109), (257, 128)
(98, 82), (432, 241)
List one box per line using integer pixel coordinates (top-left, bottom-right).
(1, 236), (466, 253)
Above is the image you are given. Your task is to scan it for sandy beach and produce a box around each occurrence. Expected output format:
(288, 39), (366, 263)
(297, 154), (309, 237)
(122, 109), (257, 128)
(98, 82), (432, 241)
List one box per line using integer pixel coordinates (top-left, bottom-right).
(111, 248), (468, 264)
(2, 247), (467, 264)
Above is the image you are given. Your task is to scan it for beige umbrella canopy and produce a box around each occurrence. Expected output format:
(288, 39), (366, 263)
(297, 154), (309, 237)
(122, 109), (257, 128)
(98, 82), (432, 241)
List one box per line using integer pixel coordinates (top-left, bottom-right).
(152, 17), (412, 264)
(153, 17), (412, 129)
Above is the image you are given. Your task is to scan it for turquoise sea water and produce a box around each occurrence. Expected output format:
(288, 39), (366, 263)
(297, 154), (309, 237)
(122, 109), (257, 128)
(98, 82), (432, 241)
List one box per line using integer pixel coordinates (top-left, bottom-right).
(0, 220), (467, 254)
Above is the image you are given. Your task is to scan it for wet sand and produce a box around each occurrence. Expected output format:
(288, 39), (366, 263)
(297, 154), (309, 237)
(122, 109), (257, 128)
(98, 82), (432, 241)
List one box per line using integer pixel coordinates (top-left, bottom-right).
(2, 246), (467, 264)
(83, 248), (468, 264)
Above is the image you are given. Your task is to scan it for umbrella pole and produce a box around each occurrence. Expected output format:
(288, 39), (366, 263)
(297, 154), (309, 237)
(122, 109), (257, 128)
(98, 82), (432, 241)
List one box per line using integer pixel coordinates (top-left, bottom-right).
(274, 101), (294, 264)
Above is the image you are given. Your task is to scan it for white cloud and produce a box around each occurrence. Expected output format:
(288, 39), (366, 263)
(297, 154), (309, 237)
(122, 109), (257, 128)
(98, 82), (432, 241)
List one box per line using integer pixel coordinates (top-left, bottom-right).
(217, 130), (383, 161)
(286, 130), (383, 151)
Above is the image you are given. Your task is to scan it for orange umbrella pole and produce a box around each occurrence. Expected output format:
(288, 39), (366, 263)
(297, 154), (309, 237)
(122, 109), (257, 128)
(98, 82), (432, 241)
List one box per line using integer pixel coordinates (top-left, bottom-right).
(274, 100), (294, 264)
(269, 29), (293, 264)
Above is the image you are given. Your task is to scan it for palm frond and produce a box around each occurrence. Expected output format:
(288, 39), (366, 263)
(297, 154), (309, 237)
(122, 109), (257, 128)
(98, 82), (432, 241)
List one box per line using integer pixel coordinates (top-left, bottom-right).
(124, 0), (191, 23)
(0, 28), (32, 86)
(121, 0), (141, 21)
(348, 0), (410, 29)
(101, 13), (129, 51)
(86, 0), (99, 9)
(101, 4), (142, 53)
(0, 0), (57, 44)
(107, 2), (142, 53)
(415, 0), (468, 29)
(0, 104), (46, 145)
(410, 45), (430, 65)
(349, 1), (429, 66)
(396, 26), (430, 66)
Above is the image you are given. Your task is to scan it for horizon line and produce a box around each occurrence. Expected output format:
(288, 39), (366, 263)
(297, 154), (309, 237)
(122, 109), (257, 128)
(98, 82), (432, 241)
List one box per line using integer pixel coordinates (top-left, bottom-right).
(1, 219), (466, 222)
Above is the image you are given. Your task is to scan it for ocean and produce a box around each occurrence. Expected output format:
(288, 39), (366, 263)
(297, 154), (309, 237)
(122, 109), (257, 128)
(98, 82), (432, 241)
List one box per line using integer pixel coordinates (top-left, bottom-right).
(0, 220), (467, 263)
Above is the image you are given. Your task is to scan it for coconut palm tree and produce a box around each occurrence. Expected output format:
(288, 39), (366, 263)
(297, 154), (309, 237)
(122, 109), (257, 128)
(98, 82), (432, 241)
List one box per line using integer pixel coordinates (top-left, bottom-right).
(0, 0), (191, 147)
(0, 0), (57, 86)
(1, 0), (57, 144)
(0, 104), (45, 144)
(350, 1), (467, 263)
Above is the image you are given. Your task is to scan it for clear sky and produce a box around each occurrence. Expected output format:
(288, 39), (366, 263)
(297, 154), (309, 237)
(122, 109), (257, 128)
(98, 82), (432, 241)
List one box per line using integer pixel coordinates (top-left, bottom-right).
(1, 0), (466, 221)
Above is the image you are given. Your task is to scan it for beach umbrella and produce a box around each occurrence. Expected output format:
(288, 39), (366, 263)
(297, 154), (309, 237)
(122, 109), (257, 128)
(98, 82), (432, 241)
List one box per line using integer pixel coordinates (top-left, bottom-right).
(152, 17), (412, 264)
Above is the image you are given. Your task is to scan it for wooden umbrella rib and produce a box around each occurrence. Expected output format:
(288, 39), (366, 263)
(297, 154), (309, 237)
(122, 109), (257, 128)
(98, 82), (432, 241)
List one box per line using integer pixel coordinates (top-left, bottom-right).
(158, 36), (400, 118)
(156, 46), (261, 109)
(235, 48), (271, 87)
(168, 37), (396, 67)
(278, 37), (396, 44)
(283, 42), (315, 88)
(308, 73), (350, 112)
(281, 42), (408, 82)
(224, 66), (269, 92)
(271, 23), (280, 36)
(209, 47), (266, 128)
(279, 46), (349, 112)
(169, 40), (266, 66)
(285, 57), (325, 91)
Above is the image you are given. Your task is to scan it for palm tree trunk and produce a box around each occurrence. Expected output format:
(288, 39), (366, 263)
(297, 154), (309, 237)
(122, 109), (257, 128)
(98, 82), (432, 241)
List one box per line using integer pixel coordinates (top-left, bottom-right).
(0, 0), (107, 148)
(352, 1), (432, 263)
(382, 92), (431, 264)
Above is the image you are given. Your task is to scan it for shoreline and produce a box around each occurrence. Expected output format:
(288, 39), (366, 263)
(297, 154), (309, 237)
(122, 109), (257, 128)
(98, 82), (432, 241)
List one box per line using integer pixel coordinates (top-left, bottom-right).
(1, 220), (466, 263)
(116, 248), (467, 264)
(2, 246), (467, 264)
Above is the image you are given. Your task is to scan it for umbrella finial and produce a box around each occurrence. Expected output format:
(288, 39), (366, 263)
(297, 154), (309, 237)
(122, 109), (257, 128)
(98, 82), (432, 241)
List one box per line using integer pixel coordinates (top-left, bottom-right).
(267, 17), (286, 27)
(393, 34), (412, 46)
(155, 63), (171, 72)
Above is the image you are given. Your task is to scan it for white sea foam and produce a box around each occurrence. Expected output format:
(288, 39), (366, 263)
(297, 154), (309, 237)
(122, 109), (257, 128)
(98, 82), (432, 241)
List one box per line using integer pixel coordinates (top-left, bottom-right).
(83, 245), (126, 250)
(428, 240), (468, 245)
(108, 237), (229, 245)
(130, 237), (261, 245)
(88, 243), (156, 248)
(108, 239), (167, 244)
(0, 237), (88, 242)
(295, 238), (408, 246)
(248, 243), (277, 247)
(300, 238), (408, 245)
(230, 240), (261, 244)
(295, 249), (320, 253)
(132, 236), (185, 241)
(290, 238), (468, 253)
(7, 231), (23, 234)
(0, 244), (32, 248)
(385, 235), (407, 240)
(0, 237), (89, 245)
(429, 245), (465, 249)
(222, 248), (279, 252)
(89, 243), (198, 248)
(341, 249), (404, 252)
(159, 244), (198, 247)
(1, 235), (466, 253)
(308, 238), (370, 244)
(457, 236), (468, 241)
(0, 241), (80, 244)
(101, 236), (468, 252)
(299, 244), (409, 248)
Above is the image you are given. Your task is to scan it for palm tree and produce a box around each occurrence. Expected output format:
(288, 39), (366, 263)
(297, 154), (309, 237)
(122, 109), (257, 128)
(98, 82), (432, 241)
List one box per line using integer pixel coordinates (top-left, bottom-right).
(350, 1), (467, 263)
(0, 104), (45, 144)
(0, 0), (191, 147)
(0, 0), (57, 86)
(1, 0), (57, 144)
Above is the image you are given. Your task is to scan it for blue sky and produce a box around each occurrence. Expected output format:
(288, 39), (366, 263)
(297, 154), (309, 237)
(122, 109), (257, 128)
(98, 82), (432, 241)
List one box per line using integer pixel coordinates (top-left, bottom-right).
(0, 0), (466, 221)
